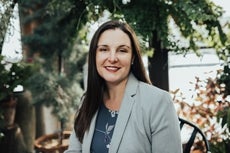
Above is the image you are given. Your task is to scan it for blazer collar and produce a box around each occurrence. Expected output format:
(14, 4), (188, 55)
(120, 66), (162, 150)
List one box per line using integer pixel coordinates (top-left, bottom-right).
(109, 73), (139, 153)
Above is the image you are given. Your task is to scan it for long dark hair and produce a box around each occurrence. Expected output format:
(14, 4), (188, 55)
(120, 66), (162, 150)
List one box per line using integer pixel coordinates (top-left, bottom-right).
(74, 20), (151, 142)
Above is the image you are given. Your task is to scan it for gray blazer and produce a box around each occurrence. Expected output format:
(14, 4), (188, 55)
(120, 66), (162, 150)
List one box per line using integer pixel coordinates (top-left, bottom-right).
(65, 73), (182, 153)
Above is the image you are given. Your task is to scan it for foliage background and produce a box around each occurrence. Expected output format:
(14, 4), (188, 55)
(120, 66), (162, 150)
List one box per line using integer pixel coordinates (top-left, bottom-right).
(0, 0), (229, 152)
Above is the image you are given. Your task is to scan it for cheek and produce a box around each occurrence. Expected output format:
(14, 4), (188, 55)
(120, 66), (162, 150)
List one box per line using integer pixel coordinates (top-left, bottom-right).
(95, 55), (100, 70)
(95, 53), (105, 71)
(96, 53), (103, 65)
(122, 56), (132, 66)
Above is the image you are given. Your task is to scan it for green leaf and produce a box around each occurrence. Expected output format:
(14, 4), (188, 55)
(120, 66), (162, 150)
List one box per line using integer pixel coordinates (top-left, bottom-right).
(227, 108), (230, 131)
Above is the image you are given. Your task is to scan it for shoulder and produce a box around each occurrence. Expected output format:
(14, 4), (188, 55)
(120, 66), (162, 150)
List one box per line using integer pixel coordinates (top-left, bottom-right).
(138, 81), (170, 99)
(126, 73), (172, 106)
(136, 81), (178, 125)
(135, 81), (173, 113)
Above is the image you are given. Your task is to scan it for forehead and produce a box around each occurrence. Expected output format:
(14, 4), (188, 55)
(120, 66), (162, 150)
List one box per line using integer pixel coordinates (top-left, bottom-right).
(97, 29), (131, 47)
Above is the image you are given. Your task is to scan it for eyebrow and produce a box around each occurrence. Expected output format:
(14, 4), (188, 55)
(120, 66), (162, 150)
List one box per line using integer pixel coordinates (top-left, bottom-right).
(97, 44), (131, 49)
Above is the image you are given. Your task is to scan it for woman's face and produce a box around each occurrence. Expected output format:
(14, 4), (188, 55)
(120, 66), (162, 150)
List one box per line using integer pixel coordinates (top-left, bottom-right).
(96, 28), (133, 86)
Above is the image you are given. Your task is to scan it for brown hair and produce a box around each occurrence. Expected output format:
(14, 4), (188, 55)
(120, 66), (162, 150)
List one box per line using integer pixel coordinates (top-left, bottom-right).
(74, 20), (151, 142)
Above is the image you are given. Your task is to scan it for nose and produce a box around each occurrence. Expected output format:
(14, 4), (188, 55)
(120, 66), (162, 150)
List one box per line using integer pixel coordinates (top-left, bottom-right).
(108, 51), (118, 62)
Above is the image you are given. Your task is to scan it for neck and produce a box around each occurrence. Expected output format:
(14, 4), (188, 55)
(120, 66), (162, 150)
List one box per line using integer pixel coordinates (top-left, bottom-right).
(104, 80), (127, 111)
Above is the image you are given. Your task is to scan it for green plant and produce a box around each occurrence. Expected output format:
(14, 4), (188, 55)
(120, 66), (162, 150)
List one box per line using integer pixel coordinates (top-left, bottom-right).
(26, 50), (86, 145)
(29, 71), (83, 147)
(0, 54), (34, 141)
(0, 55), (34, 102)
(28, 71), (83, 128)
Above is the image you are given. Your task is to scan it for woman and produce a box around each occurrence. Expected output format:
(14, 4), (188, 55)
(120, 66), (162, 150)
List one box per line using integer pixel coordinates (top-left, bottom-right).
(65, 20), (182, 153)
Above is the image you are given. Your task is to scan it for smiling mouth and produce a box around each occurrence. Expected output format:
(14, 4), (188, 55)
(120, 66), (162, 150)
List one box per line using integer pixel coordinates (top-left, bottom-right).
(105, 66), (120, 71)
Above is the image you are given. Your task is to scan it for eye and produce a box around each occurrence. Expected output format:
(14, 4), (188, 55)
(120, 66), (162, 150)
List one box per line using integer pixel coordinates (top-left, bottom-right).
(118, 48), (128, 53)
(97, 46), (109, 52)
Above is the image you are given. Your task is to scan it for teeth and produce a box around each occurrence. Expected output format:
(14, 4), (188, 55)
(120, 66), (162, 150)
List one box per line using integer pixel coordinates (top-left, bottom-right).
(106, 66), (119, 70)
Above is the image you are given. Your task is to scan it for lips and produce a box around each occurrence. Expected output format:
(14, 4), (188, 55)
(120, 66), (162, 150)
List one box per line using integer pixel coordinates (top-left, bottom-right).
(105, 66), (120, 72)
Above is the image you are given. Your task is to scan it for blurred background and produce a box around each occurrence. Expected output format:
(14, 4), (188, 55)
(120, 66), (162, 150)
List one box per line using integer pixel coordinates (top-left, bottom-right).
(0, 0), (229, 153)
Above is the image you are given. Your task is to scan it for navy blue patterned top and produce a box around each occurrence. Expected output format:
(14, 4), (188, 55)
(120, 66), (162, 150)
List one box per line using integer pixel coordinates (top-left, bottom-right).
(90, 103), (119, 153)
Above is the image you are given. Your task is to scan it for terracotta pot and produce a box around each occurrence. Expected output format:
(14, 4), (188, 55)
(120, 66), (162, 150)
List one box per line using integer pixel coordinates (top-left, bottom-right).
(0, 97), (17, 128)
(34, 130), (71, 153)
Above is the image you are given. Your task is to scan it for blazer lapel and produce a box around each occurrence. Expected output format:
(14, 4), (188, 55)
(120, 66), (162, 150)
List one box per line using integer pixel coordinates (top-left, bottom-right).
(82, 111), (98, 153)
(109, 73), (138, 153)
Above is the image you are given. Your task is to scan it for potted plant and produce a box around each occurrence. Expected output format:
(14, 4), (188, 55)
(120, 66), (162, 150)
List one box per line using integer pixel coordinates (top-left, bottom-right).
(0, 54), (33, 134)
(26, 50), (85, 152)
(29, 70), (84, 153)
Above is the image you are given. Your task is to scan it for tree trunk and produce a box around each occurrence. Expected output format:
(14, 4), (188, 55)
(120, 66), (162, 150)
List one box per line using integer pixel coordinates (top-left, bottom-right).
(34, 104), (46, 138)
(18, 1), (46, 139)
(15, 90), (35, 153)
(148, 30), (169, 91)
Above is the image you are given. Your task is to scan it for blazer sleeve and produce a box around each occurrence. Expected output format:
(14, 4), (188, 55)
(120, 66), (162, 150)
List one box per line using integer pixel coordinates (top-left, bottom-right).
(150, 92), (182, 153)
(64, 130), (82, 153)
